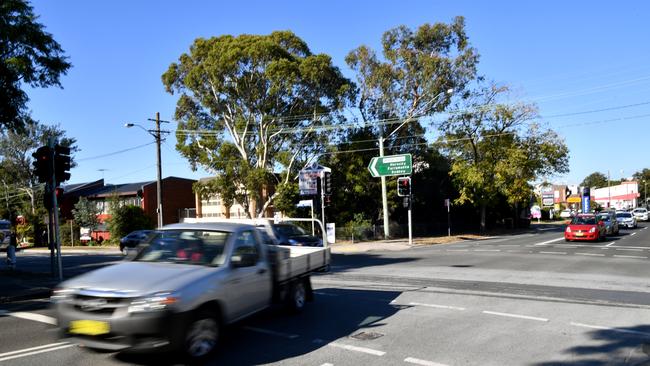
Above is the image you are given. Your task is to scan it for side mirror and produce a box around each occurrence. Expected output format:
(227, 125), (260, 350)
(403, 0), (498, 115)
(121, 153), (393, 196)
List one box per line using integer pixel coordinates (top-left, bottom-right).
(231, 253), (257, 268)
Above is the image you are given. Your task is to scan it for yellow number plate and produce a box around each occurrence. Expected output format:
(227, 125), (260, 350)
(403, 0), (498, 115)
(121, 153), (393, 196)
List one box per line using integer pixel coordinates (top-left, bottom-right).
(575, 232), (583, 236)
(69, 320), (110, 336)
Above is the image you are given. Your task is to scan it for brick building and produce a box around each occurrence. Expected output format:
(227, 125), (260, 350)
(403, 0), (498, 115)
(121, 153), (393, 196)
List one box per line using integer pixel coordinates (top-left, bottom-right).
(61, 176), (196, 240)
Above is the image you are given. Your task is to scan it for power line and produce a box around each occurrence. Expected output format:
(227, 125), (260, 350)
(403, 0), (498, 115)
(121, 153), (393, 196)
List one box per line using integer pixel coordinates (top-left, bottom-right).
(76, 142), (156, 162)
(541, 101), (650, 118)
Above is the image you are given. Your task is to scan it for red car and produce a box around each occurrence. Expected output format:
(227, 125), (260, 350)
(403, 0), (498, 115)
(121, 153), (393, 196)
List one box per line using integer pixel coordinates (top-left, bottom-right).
(565, 214), (606, 242)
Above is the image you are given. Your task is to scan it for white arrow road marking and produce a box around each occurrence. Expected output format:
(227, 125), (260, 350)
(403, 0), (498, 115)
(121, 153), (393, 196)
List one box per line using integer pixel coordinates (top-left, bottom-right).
(534, 237), (565, 246)
(0, 343), (75, 362)
(328, 342), (385, 356)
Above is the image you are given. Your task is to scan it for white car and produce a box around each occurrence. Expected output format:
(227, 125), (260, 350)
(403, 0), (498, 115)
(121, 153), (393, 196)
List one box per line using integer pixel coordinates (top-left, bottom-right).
(560, 209), (572, 219)
(633, 208), (649, 221)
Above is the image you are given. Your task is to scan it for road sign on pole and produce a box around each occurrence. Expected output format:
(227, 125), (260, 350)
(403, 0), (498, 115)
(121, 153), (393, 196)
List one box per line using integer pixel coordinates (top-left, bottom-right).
(368, 154), (412, 177)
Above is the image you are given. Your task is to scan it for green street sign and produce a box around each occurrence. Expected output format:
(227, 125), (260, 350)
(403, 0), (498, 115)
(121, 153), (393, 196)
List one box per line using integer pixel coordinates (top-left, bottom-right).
(368, 154), (412, 177)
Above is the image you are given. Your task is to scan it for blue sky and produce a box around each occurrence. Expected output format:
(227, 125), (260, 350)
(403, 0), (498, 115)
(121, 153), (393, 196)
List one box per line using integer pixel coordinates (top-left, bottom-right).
(26, 0), (650, 185)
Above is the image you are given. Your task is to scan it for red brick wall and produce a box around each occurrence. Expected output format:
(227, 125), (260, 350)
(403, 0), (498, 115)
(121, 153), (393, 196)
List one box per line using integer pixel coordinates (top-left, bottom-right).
(143, 177), (196, 226)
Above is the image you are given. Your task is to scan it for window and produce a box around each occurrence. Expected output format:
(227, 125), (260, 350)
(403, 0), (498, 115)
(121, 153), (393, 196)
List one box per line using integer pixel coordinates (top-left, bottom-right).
(135, 230), (230, 266)
(231, 230), (260, 265)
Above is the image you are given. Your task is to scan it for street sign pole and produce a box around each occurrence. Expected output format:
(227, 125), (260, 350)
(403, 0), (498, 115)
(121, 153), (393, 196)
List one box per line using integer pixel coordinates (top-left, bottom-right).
(446, 199), (451, 237)
(408, 191), (412, 246)
(311, 199), (315, 235)
(379, 137), (389, 239)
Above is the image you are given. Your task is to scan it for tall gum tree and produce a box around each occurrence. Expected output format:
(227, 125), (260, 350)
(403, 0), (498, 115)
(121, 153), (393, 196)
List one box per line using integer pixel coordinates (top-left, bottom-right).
(441, 82), (569, 232)
(163, 31), (353, 217)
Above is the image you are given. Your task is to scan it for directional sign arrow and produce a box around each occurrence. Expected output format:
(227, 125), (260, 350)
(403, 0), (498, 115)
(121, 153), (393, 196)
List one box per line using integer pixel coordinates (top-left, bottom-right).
(367, 154), (412, 177)
(368, 157), (380, 177)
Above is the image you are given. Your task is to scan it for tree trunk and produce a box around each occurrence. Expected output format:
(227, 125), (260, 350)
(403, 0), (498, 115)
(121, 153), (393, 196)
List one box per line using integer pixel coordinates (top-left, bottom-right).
(480, 203), (486, 234)
(224, 205), (231, 219)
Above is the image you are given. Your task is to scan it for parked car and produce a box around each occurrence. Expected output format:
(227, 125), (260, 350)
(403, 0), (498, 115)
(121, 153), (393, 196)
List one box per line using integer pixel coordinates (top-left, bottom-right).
(560, 209), (572, 219)
(52, 221), (330, 361)
(119, 230), (153, 254)
(270, 223), (323, 247)
(596, 211), (619, 236)
(616, 212), (637, 229)
(565, 214), (606, 242)
(633, 207), (649, 221)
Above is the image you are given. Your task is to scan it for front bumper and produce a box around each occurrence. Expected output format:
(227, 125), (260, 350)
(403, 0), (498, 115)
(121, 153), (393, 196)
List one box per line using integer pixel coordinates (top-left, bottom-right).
(565, 232), (599, 241)
(54, 301), (190, 352)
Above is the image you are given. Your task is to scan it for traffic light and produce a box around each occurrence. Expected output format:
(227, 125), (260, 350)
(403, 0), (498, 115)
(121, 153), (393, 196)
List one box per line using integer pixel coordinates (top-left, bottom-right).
(44, 186), (64, 211)
(397, 177), (411, 197)
(322, 172), (332, 196)
(54, 144), (71, 185)
(32, 146), (53, 183)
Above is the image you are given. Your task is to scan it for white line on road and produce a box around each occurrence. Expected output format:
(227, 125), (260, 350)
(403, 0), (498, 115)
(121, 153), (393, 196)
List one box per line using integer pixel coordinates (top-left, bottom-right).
(575, 253), (606, 257)
(404, 357), (450, 366)
(0, 343), (75, 362)
(613, 255), (648, 259)
(534, 237), (565, 246)
(605, 242), (616, 247)
(408, 302), (465, 311)
(473, 249), (501, 252)
(498, 244), (521, 247)
(242, 326), (299, 339)
(631, 232), (637, 236)
(570, 322), (650, 336)
(320, 363), (334, 366)
(445, 249), (469, 252)
(482, 310), (549, 322)
(615, 248), (644, 252)
(0, 311), (57, 325)
(539, 251), (567, 255)
(328, 342), (385, 356)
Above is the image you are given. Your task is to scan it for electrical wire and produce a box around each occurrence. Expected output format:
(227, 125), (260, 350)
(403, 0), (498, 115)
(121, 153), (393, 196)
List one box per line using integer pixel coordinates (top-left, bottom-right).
(76, 142), (156, 162)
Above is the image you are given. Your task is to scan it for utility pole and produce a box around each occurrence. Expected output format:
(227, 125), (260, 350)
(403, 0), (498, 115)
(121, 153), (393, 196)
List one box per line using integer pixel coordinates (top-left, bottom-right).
(378, 135), (390, 239)
(608, 170), (611, 208)
(154, 112), (163, 228)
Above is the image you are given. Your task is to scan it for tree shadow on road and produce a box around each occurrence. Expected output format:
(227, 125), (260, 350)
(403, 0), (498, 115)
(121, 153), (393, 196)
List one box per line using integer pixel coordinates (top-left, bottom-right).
(115, 287), (407, 365)
(324, 252), (418, 274)
(533, 324), (650, 366)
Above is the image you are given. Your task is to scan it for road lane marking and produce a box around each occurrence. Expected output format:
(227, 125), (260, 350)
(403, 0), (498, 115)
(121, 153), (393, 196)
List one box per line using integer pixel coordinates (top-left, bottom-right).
(0, 311), (57, 325)
(631, 232), (637, 236)
(615, 248), (644, 252)
(404, 357), (450, 366)
(473, 249), (500, 252)
(320, 363), (334, 366)
(328, 342), (385, 356)
(408, 302), (465, 311)
(605, 242), (616, 247)
(539, 251), (567, 255)
(446, 249), (469, 252)
(0, 343), (75, 362)
(534, 237), (565, 246)
(242, 326), (299, 339)
(570, 322), (650, 336)
(613, 255), (648, 259)
(575, 253), (606, 257)
(482, 311), (548, 322)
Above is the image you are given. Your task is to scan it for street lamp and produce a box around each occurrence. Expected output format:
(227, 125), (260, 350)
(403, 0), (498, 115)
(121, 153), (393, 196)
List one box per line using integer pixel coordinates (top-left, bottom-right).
(377, 88), (453, 238)
(124, 112), (170, 228)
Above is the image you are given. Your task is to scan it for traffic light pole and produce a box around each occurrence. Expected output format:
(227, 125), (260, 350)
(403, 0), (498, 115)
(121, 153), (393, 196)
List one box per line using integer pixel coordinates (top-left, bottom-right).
(48, 138), (63, 281)
(408, 192), (412, 246)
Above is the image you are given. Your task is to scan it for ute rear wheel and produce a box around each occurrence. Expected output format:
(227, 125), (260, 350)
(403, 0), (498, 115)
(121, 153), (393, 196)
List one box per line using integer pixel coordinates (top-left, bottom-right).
(287, 279), (307, 313)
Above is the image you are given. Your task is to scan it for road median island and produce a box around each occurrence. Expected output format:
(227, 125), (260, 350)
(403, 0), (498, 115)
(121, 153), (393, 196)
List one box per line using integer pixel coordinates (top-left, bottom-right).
(330, 234), (490, 253)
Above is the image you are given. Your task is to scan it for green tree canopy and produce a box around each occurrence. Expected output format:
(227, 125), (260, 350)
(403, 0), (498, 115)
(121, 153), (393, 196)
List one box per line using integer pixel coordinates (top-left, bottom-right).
(581, 172), (608, 189)
(441, 82), (569, 232)
(107, 205), (154, 240)
(0, 0), (71, 129)
(345, 16), (478, 152)
(72, 197), (100, 232)
(163, 31), (353, 217)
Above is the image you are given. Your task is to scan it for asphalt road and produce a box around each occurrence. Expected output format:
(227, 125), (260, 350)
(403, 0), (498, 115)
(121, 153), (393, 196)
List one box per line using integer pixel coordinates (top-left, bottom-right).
(1, 223), (650, 365)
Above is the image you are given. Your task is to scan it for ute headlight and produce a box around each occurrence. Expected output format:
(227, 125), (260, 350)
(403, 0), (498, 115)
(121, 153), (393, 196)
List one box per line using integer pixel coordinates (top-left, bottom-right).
(50, 288), (74, 302)
(128, 293), (178, 313)
(589, 227), (596, 233)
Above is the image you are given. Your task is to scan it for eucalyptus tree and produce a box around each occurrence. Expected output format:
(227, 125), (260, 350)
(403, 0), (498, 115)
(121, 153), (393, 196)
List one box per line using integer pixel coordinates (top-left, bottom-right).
(441, 82), (569, 232)
(163, 31), (353, 217)
(0, 0), (71, 130)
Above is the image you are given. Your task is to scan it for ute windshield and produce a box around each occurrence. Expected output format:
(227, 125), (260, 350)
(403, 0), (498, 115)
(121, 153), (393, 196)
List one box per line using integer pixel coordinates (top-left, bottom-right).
(134, 230), (230, 267)
(571, 216), (596, 225)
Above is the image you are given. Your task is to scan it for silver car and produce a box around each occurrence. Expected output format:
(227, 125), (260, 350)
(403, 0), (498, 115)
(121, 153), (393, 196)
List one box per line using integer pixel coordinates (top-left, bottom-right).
(597, 211), (619, 235)
(616, 212), (637, 229)
(633, 208), (649, 221)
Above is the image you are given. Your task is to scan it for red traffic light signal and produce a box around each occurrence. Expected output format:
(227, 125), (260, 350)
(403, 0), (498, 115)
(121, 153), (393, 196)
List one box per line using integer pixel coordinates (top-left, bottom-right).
(32, 146), (53, 183)
(397, 177), (411, 197)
